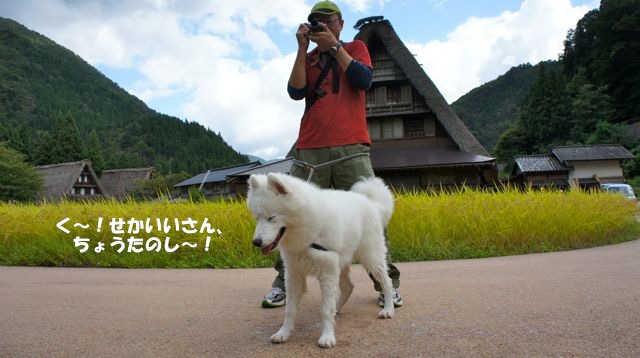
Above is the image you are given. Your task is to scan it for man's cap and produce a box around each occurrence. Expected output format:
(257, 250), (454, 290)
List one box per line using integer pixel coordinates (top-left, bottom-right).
(308, 1), (342, 21)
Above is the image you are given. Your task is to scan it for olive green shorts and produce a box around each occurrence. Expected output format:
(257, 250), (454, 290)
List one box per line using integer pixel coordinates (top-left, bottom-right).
(289, 144), (374, 190)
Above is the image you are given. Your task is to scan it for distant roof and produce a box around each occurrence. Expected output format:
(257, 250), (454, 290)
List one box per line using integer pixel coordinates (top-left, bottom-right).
(174, 162), (260, 188)
(513, 155), (568, 173)
(35, 160), (106, 201)
(100, 167), (155, 198)
(227, 158), (293, 178)
(370, 146), (494, 171)
(552, 144), (634, 162)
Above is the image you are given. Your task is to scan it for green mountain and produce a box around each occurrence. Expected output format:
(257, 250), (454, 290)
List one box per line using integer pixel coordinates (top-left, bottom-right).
(0, 17), (247, 174)
(451, 61), (560, 153)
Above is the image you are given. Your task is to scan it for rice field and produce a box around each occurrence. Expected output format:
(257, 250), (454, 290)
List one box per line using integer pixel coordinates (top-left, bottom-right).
(0, 187), (638, 268)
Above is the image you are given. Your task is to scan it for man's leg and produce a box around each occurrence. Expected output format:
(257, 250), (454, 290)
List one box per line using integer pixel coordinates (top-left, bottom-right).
(261, 147), (332, 308)
(262, 254), (287, 308)
(330, 145), (403, 306)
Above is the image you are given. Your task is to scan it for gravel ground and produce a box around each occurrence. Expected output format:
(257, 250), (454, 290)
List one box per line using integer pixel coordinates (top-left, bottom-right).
(1, 239), (639, 357)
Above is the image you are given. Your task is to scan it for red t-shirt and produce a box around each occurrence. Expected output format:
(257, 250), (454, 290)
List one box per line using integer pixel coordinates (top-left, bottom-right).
(296, 40), (372, 149)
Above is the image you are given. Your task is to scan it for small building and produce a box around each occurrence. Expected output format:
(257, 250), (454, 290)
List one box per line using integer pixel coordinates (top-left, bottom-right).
(553, 145), (634, 189)
(174, 161), (261, 199)
(226, 158), (294, 197)
(511, 155), (569, 189)
(36, 160), (107, 202)
(510, 144), (634, 190)
(100, 167), (155, 200)
(354, 17), (498, 191)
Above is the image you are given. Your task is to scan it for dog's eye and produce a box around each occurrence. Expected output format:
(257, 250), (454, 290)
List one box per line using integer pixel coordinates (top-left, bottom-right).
(268, 215), (276, 222)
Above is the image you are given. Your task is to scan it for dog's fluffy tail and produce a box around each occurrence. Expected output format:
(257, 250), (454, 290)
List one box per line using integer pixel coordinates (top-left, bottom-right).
(350, 177), (394, 226)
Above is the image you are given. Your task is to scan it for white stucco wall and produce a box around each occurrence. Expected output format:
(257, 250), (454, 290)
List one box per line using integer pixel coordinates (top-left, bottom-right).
(567, 160), (624, 188)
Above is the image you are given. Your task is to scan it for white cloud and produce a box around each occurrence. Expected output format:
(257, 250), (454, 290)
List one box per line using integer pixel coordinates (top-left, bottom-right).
(407, 0), (592, 103)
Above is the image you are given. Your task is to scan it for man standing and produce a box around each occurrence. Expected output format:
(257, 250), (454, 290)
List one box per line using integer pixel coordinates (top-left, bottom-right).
(261, 0), (402, 309)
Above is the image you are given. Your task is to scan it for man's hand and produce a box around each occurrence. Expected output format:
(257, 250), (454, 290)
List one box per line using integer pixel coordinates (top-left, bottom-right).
(296, 23), (311, 51)
(308, 23), (338, 52)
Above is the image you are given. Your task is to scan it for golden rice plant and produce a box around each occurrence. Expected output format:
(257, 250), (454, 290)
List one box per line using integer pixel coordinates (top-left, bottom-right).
(0, 187), (638, 268)
(388, 186), (639, 261)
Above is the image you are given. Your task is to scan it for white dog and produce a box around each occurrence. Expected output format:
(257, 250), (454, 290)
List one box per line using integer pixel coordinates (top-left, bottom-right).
(247, 173), (395, 348)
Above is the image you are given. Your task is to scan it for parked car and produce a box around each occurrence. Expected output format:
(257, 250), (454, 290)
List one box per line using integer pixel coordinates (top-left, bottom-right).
(601, 183), (637, 200)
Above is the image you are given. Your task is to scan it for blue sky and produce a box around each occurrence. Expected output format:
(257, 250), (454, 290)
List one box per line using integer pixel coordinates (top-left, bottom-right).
(0, 0), (598, 160)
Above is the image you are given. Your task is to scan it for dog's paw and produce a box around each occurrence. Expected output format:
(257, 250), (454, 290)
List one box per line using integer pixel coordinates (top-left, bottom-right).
(377, 308), (395, 319)
(318, 334), (337, 348)
(270, 330), (290, 344)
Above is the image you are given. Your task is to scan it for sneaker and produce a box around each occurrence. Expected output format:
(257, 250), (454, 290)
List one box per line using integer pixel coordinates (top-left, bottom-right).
(378, 287), (403, 307)
(261, 287), (286, 308)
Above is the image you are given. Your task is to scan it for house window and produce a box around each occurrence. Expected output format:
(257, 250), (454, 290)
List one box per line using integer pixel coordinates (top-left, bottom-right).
(70, 188), (76, 195)
(374, 87), (387, 105)
(382, 118), (404, 139)
(366, 90), (375, 107)
(368, 117), (405, 140)
(80, 188), (86, 195)
(425, 115), (436, 136)
(401, 85), (412, 102)
(368, 119), (381, 140)
(387, 86), (401, 104)
(404, 118), (424, 138)
(90, 188), (95, 195)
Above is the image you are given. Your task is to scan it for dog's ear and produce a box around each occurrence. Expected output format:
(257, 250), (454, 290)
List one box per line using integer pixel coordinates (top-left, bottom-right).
(248, 174), (261, 190)
(267, 174), (288, 196)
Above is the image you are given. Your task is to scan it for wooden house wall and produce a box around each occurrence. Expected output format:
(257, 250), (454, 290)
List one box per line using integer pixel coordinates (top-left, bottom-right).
(379, 167), (487, 192)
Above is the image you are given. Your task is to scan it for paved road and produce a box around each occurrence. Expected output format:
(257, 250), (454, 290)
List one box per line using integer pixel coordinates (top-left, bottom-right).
(1, 240), (639, 357)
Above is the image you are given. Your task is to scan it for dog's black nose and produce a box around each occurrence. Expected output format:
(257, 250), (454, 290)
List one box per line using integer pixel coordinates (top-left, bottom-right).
(252, 237), (262, 247)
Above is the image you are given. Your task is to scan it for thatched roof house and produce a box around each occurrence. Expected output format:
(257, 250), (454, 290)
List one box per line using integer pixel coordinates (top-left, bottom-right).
(100, 167), (155, 200)
(354, 17), (497, 190)
(36, 160), (106, 202)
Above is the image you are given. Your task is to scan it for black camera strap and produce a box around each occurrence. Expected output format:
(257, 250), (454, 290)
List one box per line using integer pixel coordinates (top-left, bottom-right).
(304, 53), (339, 114)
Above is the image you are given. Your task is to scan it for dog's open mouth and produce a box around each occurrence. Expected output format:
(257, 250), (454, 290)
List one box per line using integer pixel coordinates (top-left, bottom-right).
(261, 227), (286, 256)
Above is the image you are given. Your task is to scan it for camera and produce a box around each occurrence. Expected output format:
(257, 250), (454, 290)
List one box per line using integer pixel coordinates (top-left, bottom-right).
(307, 20), (324, 33)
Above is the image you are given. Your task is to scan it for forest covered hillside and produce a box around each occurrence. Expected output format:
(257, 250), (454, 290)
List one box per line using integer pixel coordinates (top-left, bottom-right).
(0, 17), (247, 175)
(451, 61), (560, 152)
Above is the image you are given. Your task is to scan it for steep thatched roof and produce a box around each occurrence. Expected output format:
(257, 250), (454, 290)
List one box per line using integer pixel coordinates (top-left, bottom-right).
(35, 160), (106, 201)
(100, 167), (155, 199)
(354, 18), (490, 157)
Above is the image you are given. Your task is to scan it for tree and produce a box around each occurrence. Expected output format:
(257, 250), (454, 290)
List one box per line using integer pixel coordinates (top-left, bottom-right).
(494, 121), (530, 173)
(50, 111), (86, 163)
(33, 111), (87, 166)
(566, 69), (615, 142)
(586, 121), (634, 147)
(562, 9), (599, 79)
(86, 129), (105, 176)
(590, 0), (640, 121)
(519, 65), (572, 153)
(0, 141), (42, 202)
